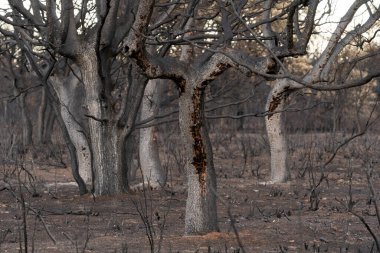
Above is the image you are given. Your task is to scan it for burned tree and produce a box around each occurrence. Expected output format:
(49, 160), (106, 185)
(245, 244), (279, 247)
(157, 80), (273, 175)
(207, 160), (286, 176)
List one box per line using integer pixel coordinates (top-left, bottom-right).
(0, 0), (154, 195)
(256, 0), (380, 183)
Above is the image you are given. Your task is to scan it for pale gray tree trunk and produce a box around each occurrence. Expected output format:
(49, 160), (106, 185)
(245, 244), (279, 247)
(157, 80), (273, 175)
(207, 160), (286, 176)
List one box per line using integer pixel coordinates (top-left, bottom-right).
(179, 82), (218, 235)
(35, 70), (89, 194)
(51, 74), (92, 184)
(76, 51), (124, 194)
(76, 49), (147, 195)
(265, 79), (303, 183)
(5, 0), (151, 196)
(51, 96), (88, 195)
(174, 31), (218, 234)
(138, 79), (165, 188)
(265, 79), (290, 183)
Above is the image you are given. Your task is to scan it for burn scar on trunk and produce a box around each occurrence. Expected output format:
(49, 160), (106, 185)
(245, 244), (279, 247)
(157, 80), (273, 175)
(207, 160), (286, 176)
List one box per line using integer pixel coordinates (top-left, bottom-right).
(190, 87), (207, 195)
(268, 87), (290, 119)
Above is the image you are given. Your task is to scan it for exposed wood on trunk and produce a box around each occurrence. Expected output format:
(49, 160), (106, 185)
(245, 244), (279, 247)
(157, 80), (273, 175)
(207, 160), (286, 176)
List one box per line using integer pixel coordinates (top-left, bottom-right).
(267, 88), (290, 119)
(190, 86), (207, 195)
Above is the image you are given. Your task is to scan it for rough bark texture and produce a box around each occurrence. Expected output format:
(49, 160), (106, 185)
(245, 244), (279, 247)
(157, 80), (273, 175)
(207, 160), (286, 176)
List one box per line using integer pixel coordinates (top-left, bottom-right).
(45, 79), (88, 195)
(51, 75), (92, 184)
(179, 81), (218, 235)
(76, 50), (127, 195)
(4, 0), (153, 196)
(54, 106), (88, 195)
(139, 79), (165, 187)
(265, 79), (290, 183)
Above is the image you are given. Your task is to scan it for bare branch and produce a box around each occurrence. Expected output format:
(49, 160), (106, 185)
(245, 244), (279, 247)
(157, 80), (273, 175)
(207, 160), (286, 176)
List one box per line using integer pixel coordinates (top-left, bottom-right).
(60, 0), (81, 57)
(309, 0), (370, 81)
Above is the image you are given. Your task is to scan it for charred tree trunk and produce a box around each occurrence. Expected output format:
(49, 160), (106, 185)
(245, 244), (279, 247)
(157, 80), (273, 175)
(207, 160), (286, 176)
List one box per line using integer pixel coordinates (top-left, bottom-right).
(179, 81), (218, 235)
(138, 79), (165, 188)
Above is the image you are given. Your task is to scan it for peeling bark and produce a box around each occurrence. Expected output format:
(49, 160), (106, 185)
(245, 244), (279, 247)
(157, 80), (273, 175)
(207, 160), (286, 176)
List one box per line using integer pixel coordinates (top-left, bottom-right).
(179, 81), (218, 235)
(190, 86), (207, 195)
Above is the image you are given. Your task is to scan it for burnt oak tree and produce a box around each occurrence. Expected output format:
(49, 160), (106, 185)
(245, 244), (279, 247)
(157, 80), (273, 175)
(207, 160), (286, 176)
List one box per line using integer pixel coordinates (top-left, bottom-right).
(260, 0), (380, 183)
(1, 0), (154, 195)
